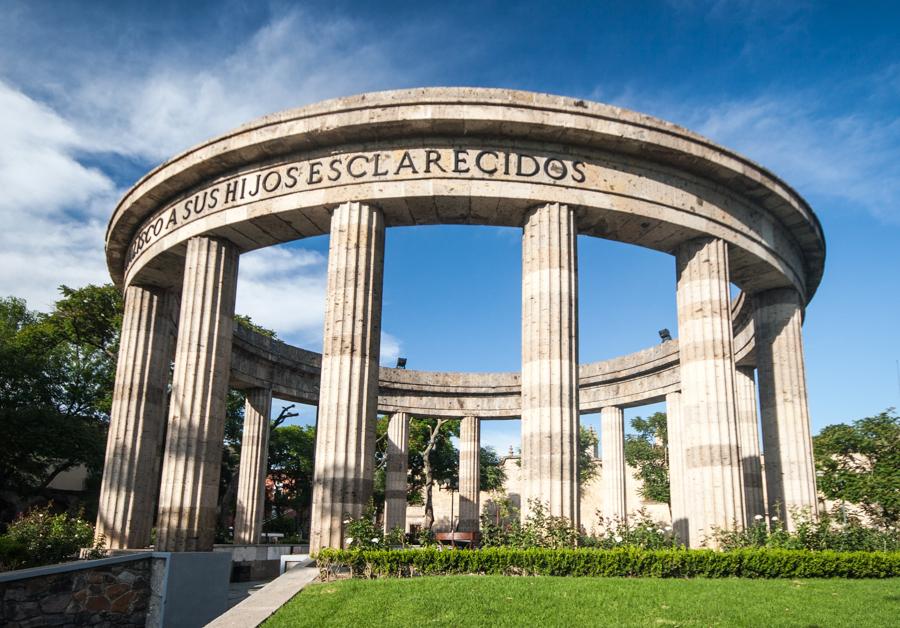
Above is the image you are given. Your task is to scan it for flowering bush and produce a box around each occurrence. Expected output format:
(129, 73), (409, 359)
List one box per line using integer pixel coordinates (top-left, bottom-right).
(711, 509), (900, 552)
(586, 509), (678, 550)
(480, 500), (580, 549)
(344, 505), (383, 550)
(1, 505), (104, 570)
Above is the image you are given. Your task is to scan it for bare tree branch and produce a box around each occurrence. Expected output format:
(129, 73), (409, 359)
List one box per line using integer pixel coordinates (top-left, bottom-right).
(271, 404), (299, 429)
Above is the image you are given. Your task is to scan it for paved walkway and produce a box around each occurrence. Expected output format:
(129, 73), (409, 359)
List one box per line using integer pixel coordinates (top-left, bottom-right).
(206, 559), (317, 627)
(227, 580), (271, 609)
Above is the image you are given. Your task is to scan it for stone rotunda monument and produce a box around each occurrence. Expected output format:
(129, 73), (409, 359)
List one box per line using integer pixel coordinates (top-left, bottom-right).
(97, 88), (825, 553)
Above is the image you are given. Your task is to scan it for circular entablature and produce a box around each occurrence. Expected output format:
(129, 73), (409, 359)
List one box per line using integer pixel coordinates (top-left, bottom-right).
(106, 88), (825, 303)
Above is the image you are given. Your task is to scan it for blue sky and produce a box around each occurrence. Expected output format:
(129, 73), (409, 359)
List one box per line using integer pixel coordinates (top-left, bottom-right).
(1, 1), (898, 453)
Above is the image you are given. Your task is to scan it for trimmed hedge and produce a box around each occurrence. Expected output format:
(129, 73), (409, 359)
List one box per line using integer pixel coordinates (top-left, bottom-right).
(316, 547), (900, 579)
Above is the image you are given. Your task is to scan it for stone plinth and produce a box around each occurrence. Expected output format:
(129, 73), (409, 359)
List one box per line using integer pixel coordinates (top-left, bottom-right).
(676, 237), (745, 546)
(458, 416), (481, 532)
(96, 285), (177, 549)
(520, 202), (579, 525)
(156, 236), (239, 552)
(310, 202), (384, 552)
(383, 412), (409, 533)
(754, 287), (817, 528)
(600, 406), (626, 522)
(735, 366), (766, 523)
(234, 388), (273, 545)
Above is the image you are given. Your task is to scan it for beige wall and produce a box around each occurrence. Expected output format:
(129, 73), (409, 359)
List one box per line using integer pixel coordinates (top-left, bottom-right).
(405, 453), (671, 533)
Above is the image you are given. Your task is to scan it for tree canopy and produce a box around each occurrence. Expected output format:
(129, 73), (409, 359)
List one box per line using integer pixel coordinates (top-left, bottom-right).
(579, 425), (600, 487)
(623, 412), (670, 505)
(814, 409), (900, 526)
(0, 286), (121, 522)
(374, 416), (508, 528)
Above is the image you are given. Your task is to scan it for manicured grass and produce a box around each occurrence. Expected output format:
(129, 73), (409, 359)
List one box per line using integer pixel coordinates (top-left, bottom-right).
(265, 575), (900, 627)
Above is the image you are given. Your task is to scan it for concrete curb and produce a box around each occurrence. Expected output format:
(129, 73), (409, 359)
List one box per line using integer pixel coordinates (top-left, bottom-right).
(206, 559), (317, 627)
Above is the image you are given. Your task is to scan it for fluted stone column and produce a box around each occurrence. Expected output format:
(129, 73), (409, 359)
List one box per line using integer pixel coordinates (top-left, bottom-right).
(96, 285), (177, 549)
(735, 366), (765, 524)
(521, 202), (579, 526)
(666, 391), (690, 543)
(754, 287), (817, 529)
(310, 201), (384, 552)
(600, 407), (626, 523)
(458, 416), (481, 533)
(676, 237), (745, 546)
(234, 388), (273, 545)
(156, 236), (239, 552)
(383, 412), (409, 533)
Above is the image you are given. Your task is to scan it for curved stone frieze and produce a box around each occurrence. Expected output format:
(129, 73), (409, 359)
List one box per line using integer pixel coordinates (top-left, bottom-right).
(107, 88), (825, 302)
(228, 297), (748, 418)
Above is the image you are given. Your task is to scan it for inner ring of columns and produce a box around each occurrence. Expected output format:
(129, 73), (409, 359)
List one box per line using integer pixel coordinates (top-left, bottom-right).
(99, 88), (825, 553)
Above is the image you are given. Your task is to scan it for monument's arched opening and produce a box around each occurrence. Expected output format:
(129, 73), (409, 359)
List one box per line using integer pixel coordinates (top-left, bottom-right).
(96, 88), (825, 556)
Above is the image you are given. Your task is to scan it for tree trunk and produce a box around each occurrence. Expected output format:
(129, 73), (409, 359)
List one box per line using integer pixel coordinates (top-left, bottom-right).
(217, 454), (240, 534)
(421, 418), (447, 530)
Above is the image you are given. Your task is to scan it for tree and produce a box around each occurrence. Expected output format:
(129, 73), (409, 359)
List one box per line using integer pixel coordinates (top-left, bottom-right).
(814, 409), (900, 526)
(624, 412), (670, 506)
(413, 418), (458, 530)
(579, 425), (600, 487)
(480, 446), (507, 492)
(216, 317), (296, 536)
(0, 286), (121, 523)
(267, 423), (316, 534)
(374, 416), (508, 530)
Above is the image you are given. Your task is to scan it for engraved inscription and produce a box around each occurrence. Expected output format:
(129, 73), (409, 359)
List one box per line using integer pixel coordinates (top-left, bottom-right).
(126, 146), (587, 268)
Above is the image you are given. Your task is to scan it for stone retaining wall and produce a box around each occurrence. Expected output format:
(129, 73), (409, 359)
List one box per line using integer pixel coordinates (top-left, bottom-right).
(0, 555), (151, 627)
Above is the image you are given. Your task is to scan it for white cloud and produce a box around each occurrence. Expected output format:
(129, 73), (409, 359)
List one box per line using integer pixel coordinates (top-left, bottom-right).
(236, 246), (328, 347)
(380, 332), (402, 366)
(605, 89), (900, 224)
(0, 7), (409, 311)
(0, 80), (118, 309)
(59, 10), (402, 161)
(236, 245), (405, 357)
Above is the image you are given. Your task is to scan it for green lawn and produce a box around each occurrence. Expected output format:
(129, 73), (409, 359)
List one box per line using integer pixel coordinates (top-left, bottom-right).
(265, 576), (900, 627)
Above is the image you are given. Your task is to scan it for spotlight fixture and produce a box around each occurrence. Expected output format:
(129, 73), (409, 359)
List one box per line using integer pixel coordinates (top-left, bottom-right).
(396, 357), (407, 369)
(658, 328), (672, 343)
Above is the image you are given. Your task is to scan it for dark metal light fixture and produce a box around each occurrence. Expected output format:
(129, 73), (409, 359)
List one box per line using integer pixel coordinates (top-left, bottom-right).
(658, 328), (672, 343)
(396, 357), (407, 369)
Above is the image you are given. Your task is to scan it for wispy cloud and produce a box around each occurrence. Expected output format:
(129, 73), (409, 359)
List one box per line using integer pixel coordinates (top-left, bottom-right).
(380, 332), (402, 366)
(0, 6), (410, 315)
(0, 80), (118, 309)
(235, 245), (327, 347)
(61, 10), (402, 161)
(600, 83), (900, 224)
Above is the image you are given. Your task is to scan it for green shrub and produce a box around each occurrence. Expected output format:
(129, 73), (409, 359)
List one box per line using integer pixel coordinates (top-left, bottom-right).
(0, 535), (28, 571)
(2, 506), (104, 570)
(344, 504), (384, 550)
(586, 509), (678, 550)
(315, 547), (900, 580)
(415, 527), (436, 547)
(710, 510), (900, 552)
(480, 500), (581, 549)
